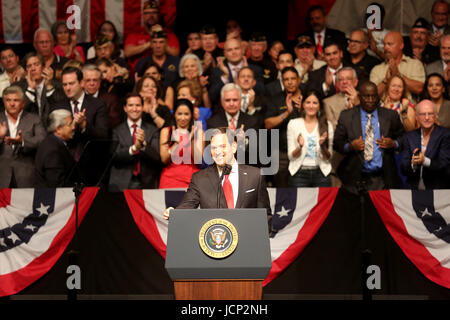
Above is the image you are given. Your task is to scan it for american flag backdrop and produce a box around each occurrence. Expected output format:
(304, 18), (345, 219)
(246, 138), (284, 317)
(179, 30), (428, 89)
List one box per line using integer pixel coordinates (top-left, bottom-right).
(124, 187), (340, 287)
(0, 187), (98, 297)
(0, 0), (176, 44)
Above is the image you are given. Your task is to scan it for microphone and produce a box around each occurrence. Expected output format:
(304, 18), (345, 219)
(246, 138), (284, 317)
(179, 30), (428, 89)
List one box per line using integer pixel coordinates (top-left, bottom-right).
(217, 164), (232, 208)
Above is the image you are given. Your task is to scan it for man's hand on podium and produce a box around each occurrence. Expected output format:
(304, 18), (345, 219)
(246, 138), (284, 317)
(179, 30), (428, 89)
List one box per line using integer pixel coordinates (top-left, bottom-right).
(163, 207), (174, 220)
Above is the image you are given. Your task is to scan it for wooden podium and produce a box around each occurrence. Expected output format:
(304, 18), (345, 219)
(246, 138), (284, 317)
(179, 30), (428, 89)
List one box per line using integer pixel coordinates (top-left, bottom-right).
(165, 209), (271, 301)
(174, 279), (263, 300)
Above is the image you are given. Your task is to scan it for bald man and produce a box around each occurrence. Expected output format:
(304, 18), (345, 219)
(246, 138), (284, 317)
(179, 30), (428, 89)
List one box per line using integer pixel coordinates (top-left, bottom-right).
(401, 99), (450, 189)
(370, 31), (425, 97)
(208, 38), (265, 107)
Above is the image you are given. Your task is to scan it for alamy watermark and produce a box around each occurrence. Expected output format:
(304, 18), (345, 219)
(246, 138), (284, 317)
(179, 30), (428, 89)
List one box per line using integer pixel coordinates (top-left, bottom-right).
(66, 5), (81, 30)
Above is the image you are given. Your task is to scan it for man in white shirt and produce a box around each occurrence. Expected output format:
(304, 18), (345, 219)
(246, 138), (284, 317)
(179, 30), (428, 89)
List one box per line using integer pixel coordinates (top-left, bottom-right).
(0, 85), (46, 187)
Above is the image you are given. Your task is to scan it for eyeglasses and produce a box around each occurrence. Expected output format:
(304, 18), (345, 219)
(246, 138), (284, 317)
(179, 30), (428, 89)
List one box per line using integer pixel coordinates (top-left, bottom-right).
(418, 112), (436, 117)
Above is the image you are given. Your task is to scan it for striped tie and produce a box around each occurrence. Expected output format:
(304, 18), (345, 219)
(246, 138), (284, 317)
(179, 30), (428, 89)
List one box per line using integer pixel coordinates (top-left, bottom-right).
(364, 114), (374, 161)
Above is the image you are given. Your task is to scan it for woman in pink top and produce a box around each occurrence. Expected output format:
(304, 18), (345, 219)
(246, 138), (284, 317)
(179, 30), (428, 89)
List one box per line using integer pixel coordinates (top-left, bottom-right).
(51, 21), (85, 63)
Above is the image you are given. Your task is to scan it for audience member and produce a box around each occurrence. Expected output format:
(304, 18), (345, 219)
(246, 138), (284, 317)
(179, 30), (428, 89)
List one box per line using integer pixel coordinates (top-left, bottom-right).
(421, 73), (450, 129)
(109, 93), (162, 191)
(333, 81), (404, 193)
(345, 29), (380, 81)
(426, 34), (450, 80)
(176, 79), (212, 130)
(51, 21), (85, 63)
(403, 18), (440, 65)
(401, 99), (450, 189)
(303, 5), (347, 61)
(185, 32), (202, 54)
(264, 67), (303, 187)
(381, 75), (417, 132)
(134, 75), (172, 129)
(86, 20), (124, 60)
(14, 52), (65, 127)
(173, 53), (211, 109)
(209, 38), (264, 107)
(236, 66), (266, 127)
(247, 32), (277, 84)
(267, 40), (285, 67)
(294, 35), (326, 84)
(0, 47), (25, 96)
(0, 85), (46, 187)
(159, 99), (204, 188)
(137, 60), (174, 110)
(33, 28), (70, 79)
(135, 30), (180, 88)
(370, 31), (426, 98)
(287, 90), (333, 187)
(82, 63), (124, 130)
(124, 0), (180, 74)
(87, 36), (128, 68)
(265, 50), (295, 98)
(193, 25), (223, 76)
(429, 0), (450, 47)
(35, 109), (76, 187)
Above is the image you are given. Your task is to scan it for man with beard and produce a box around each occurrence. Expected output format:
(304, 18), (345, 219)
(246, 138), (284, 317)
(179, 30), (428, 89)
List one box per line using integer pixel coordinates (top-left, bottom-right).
(370, 31), (425, 97)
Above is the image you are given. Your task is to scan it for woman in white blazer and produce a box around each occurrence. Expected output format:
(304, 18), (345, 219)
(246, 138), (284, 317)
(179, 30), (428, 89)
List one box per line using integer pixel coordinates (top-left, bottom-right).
(287, 90), (334, 187)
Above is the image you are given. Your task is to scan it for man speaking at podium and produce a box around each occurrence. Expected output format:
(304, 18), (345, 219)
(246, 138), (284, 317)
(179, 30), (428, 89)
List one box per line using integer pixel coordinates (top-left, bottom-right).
(163, 127), (271, 219)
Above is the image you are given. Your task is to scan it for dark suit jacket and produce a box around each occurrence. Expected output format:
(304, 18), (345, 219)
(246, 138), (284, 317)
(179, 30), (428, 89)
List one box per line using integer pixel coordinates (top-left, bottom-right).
(35, 133), (76, 187)
(208, 60), (265, 106)
(304, 27), (348, 55)
(13, 78), (66, 128)
(109, 120), (162, 191)
(333, 106), (405, 189)
(400, 125), (450, 189)
(177, 163), (271, 215)
(0, 111), (46, 187)
(51, 94), (110, 153)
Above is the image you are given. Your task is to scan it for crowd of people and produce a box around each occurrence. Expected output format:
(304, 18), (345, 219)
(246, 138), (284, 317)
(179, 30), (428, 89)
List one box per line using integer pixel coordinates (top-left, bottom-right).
(1, 0), (450, 193)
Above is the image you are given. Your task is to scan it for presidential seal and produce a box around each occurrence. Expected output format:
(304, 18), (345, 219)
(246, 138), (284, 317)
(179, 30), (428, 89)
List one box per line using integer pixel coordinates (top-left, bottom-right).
(199, 218), (238, 259)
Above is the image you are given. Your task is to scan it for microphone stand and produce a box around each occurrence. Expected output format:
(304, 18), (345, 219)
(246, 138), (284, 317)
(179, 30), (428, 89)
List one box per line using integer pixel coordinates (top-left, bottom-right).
(357, 180), (372, 301)
(67, 182), (84, 301)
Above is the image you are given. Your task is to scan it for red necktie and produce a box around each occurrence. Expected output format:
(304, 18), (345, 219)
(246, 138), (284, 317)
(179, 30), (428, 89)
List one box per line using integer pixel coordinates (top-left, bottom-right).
(229, 117), (236, 132)
(317, 34), (323, 54)
(132, 124), (141, 176)
(223, 174), (234, 209)
(73, 100), (79, 114)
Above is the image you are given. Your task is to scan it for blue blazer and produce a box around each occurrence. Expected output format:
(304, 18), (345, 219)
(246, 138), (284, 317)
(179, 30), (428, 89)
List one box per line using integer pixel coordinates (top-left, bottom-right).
(401, 125), (450, 189)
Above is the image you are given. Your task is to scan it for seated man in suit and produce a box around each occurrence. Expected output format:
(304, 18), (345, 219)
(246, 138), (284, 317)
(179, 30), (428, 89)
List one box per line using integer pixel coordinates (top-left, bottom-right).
(333, 80), (405, 194)
(109, 93), (162, 191)
(35, 109), (76, 187)
(163, 126), (271, 219)
(401, 99), (450, 189)
(0, 85), (46, 187)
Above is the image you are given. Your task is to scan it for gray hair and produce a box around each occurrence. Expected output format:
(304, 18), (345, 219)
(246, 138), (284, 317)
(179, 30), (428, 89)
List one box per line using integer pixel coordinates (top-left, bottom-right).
(178, 53), (203, 78)
(336, 67), (357, 81)
(220, 83), (242, 100)
(3, 85), (25, 101)
(82, 64), (102, 77)
(33, 27), (54, 42)
(47, 109), (72, 133)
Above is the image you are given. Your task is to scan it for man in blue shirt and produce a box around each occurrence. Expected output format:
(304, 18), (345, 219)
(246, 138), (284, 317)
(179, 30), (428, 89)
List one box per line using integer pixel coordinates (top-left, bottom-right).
(333, 80), (404, 193)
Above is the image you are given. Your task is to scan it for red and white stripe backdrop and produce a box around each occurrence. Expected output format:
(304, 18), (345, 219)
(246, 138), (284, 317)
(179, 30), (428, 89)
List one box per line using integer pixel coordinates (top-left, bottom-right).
(0, 0), (176, 44)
